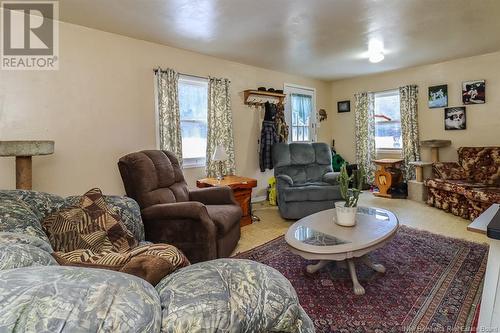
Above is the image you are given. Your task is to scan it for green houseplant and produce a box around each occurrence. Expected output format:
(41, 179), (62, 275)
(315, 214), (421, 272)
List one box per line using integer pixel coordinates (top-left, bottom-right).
(334, 164), (365, 226)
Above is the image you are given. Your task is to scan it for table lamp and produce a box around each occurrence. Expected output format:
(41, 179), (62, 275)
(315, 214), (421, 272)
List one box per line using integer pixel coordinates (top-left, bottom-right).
(212, 145), (228, 181)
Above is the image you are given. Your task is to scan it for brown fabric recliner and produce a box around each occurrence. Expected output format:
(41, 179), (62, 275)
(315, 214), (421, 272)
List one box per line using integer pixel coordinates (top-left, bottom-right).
(118, 150), (242, 263)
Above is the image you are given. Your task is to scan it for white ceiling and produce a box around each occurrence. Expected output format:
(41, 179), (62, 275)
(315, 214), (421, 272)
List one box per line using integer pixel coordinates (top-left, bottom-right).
(58, 0), (500, 81)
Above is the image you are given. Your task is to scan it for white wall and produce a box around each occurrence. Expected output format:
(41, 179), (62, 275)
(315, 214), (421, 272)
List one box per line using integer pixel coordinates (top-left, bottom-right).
(0, 21), (332, 197)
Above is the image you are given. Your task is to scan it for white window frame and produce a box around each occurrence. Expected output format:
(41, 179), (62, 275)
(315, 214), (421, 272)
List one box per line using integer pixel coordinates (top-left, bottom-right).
(178, 75), (208, 168)
(373, 89), (402, 155)
(284, 83), (317, 143)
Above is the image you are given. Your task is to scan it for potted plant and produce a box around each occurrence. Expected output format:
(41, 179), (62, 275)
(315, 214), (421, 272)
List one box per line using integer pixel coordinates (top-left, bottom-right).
(335, 164), (365, 227)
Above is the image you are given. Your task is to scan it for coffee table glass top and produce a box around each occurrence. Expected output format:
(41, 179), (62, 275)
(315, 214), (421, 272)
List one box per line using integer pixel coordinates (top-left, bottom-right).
(294, 226), (351, 246)
(285, 206), (398, 255)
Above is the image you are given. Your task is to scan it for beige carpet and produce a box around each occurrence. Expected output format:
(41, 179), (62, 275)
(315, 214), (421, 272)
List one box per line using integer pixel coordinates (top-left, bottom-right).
(234, 192), (489, 255)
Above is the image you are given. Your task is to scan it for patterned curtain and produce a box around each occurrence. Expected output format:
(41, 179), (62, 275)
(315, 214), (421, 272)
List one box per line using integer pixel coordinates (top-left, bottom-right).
(399, 85), (420, 181)
(354, 92), (376, 184)
(206, 77), (236, 177)
(155, 68), (182, 164)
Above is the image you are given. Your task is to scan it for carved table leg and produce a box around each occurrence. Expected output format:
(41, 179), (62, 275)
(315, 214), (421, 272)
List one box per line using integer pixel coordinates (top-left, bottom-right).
(306, 260), (330, 274)
(361, 255), (386, 273)
(347, 259), (365, 295)
(234, 188), (253, 227)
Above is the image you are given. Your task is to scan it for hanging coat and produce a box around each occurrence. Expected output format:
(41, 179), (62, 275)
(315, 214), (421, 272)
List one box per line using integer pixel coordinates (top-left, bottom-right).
(259, 120), (279, 172)
(275, 103), (289, 143)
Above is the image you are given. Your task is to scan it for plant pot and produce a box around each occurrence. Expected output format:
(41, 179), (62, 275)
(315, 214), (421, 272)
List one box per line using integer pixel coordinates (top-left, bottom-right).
(334, 201), (357, 227)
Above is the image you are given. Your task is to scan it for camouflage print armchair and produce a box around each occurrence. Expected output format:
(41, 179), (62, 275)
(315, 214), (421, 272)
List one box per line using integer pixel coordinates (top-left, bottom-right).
(424, 147), (500, 220)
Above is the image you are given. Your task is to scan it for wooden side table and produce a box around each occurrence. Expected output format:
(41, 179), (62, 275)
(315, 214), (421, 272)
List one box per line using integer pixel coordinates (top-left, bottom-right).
(196, 175), (258, 227)
(373, 159), (405, 198)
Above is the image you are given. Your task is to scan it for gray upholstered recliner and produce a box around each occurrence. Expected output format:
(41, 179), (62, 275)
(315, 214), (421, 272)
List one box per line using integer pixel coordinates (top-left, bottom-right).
(272, 142), (342, 219)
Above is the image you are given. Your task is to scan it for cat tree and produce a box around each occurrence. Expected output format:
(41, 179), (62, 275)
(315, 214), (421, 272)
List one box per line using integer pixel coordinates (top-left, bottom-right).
(0, 140), (54, 190)
(408, 139), (452, 202)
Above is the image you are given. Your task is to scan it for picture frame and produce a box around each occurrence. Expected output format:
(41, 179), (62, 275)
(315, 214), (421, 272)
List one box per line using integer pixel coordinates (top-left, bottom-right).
(444, 107), (466, 130)
(337, 100), (350, 113)
(462, 80), (485, 104)
(428, 84), (448, 108)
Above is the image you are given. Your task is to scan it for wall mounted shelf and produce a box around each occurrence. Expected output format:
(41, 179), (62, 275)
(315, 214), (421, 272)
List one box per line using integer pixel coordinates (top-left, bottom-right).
(243, 89), (286, 106)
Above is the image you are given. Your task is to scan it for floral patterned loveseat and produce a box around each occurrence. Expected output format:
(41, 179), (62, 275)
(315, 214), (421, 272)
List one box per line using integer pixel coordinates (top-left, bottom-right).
(0, 190), (314, 333)
(424, 147), (500, 220)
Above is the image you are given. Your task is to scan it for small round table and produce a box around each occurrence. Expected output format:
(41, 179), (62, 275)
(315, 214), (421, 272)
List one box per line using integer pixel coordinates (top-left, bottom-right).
(285, 207), (399, 295)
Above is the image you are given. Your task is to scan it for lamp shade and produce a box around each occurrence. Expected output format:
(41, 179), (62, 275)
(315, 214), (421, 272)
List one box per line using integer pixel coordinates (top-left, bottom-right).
(212, 145), (228, 161)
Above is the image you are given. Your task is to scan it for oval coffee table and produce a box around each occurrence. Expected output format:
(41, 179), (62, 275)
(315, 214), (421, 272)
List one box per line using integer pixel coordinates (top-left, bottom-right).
(285, 207), (399, 295)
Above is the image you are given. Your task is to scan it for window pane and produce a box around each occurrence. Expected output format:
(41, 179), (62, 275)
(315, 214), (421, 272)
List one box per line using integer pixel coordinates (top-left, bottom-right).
(179, 78), (208, 160)
(291, 93), (313, 142)
(303, 106), (310, 125)
(292, 127), (298, 142)
(292, 94), (312, 126)
(374, 122), (402, 149)
(374, 91), (402, 149)
(180, 120), (207, 159)
(303, 127), (309, 141)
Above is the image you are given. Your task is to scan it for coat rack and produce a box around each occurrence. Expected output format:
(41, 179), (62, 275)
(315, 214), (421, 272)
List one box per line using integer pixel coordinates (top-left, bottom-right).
(243, 90), (286, 107)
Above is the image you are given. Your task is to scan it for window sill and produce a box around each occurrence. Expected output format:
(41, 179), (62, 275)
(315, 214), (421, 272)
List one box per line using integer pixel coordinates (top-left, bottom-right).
(182, 164), (205, 169)
(183, 157), (206, 169)
(376, 149), (402, 156)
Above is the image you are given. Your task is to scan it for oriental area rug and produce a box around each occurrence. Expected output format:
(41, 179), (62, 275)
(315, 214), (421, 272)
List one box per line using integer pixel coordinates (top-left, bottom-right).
(235, 226), (488, 333)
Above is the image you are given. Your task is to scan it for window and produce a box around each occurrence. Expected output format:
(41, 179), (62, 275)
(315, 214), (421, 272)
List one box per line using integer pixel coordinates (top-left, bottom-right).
(178, 75), (208, 167)
(374, 90), (402, 151)
(284, 85), (316, 142)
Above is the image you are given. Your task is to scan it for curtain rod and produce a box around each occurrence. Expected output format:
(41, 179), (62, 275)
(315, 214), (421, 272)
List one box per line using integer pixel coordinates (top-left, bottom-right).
(153, 68), (208, 80)
(370, 85), (417, 94)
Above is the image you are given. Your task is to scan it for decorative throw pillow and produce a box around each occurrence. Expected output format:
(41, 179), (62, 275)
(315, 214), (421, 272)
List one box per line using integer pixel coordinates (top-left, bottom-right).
(470, 165), (500, 185)
(42, 188), (190, 285)
(432, 162), (467, 180)
(53, 243), (190, 286)
(42, 188), (137, 253)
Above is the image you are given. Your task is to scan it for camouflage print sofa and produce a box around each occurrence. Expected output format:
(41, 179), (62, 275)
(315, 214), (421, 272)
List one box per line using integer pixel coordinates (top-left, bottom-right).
(0, 190), (314, 333)
(424, 147), (500, 220)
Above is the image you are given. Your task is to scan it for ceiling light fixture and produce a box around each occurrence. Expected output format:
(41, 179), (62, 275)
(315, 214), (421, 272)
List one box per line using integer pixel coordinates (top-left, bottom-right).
(368, 39), (384, 63)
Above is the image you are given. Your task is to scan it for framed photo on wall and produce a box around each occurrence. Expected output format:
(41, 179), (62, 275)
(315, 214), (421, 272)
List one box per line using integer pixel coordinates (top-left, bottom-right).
(462, 80), (485, 104)
(445, 107), (466, 130)
(337, 100), (350, 113)
(428, 84), (448, 108)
